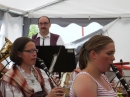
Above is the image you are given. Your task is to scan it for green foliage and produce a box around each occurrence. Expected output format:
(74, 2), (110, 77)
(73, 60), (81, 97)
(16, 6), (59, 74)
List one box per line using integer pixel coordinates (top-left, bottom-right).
(28, 24), (39, 38)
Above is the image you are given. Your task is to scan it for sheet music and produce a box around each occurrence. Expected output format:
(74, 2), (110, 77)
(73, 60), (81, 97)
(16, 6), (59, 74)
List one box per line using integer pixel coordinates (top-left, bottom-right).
(49, 54), (58, 73)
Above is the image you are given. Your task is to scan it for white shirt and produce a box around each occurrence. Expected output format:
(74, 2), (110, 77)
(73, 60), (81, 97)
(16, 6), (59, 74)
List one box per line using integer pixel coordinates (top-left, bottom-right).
(16, 66), (51, 93)
(36, 32), (64, 46)
(1, 66), (52, 97)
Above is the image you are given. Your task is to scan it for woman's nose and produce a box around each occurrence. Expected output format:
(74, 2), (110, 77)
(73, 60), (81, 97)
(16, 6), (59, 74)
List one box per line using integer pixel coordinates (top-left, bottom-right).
(111, 55), (115, 61)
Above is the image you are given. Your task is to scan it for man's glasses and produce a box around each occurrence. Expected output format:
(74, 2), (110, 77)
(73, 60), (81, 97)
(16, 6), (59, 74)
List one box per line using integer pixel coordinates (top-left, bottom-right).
(38, 22), (49, 26)
(22, 49), (38, 54)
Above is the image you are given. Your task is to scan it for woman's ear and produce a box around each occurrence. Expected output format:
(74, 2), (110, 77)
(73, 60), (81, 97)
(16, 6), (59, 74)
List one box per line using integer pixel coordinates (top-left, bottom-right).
(90, 50), (96, 59)
(17, 51), (22, 58)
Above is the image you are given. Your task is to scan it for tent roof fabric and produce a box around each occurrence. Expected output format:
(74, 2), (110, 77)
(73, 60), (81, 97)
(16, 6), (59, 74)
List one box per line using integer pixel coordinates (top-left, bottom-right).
(71, 29), (103, 49)
(0, 0), (130, 18)
(0, 0), (61, 15)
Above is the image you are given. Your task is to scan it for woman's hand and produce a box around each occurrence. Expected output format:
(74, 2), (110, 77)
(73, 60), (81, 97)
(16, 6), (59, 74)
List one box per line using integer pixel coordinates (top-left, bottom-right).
(47, 86), (64, 97)
(110, 81), (116, 89)
(53, 76), (60, 86)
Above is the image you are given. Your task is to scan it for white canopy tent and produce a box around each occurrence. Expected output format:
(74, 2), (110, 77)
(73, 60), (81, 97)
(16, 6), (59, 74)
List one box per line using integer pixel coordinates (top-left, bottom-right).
(71, 17), (130, 63)
(0, 0), (130, 63)
(0, 0), (130, 88)
(0, 0), (130, 18)
(103, 17), (130, 62)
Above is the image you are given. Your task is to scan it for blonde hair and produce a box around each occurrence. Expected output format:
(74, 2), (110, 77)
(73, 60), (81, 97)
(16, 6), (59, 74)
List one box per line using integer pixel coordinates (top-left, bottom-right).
(79, 35), (114, 70)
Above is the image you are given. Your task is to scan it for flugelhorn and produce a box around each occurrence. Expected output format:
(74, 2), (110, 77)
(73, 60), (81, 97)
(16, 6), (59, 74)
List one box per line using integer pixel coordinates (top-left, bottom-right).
(0, 37), (12, 62)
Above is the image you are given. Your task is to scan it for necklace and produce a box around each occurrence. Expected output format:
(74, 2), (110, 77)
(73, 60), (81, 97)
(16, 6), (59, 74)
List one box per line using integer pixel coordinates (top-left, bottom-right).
(31, 80), (35, 85)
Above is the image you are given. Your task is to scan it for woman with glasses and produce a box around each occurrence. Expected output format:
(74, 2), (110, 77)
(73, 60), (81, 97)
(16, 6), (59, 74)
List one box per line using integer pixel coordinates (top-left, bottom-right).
(0, 37), (64, 97)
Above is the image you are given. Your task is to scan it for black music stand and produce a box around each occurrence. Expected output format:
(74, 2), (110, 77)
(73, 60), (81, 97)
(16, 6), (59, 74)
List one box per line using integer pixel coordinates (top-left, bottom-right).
(35, 46), (76, 76)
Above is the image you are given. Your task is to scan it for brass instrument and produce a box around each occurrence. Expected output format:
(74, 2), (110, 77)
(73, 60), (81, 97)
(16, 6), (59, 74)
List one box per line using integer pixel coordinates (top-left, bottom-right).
(60, 72), (71, 87)
(0, 37), (12, 62)
(0, 37), (12, 77)
(60, 72), (71, 96)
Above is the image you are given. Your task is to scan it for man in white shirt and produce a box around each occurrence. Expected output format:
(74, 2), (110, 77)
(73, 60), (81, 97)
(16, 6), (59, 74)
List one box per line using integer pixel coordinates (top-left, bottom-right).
(32, 16), (65, 78)
(32, 16), (64, 46)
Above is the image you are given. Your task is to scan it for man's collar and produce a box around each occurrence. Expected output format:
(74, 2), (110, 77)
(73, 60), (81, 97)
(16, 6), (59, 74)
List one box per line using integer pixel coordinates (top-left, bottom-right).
(37, 32), (50, 39)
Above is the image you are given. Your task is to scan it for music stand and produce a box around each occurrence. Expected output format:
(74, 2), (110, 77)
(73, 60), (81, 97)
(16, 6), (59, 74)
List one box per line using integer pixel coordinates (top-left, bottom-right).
(35, 46), (76, 73)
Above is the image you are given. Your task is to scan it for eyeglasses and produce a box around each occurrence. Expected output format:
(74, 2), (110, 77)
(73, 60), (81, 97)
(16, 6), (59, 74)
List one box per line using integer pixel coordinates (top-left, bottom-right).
(38, 22), (49, 26)
(22, 49), (38, 54)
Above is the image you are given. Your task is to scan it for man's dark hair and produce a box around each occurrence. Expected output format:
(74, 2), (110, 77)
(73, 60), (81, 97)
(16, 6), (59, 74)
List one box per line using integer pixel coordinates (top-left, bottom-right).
(38, 16), (50, 23)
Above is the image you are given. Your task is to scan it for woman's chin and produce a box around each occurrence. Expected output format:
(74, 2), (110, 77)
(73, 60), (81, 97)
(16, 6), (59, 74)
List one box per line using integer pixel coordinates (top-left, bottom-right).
(29, 63), (36, 66)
